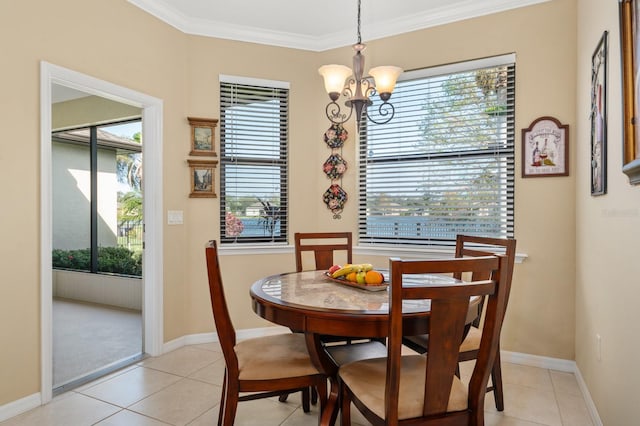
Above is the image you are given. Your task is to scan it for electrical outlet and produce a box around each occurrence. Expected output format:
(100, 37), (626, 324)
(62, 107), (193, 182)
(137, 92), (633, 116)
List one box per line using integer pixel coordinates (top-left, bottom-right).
(596, 334), (602, 361)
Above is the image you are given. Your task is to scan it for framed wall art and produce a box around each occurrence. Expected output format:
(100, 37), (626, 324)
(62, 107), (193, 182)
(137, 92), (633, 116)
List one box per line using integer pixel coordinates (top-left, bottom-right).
(188, 117), (218, 156)
(619, 0), (640, 184)
(591, 31), (608, 196)
(188, 159), (218, 198)
(521, 116), (569, 178)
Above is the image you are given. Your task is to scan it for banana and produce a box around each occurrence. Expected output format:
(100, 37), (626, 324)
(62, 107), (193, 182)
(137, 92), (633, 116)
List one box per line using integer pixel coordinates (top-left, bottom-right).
(359, 263), (374, 272)
(331, 263), (374, 278)
(331, 264), (358, 278)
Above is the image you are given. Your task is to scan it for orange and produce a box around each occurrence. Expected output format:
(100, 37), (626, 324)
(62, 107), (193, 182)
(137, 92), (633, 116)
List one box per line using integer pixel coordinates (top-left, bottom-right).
(365, 270), (384, 285)
(346, 272), (358, 282)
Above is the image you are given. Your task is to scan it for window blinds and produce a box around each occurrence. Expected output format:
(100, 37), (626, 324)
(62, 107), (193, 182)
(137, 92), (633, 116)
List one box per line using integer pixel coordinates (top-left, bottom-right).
(219, 81), (289, 244)
(358, 57), (515, 247)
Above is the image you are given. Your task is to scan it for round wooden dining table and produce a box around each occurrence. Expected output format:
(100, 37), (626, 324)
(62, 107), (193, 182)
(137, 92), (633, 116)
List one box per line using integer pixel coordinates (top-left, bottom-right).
(250, 269), (479, 426)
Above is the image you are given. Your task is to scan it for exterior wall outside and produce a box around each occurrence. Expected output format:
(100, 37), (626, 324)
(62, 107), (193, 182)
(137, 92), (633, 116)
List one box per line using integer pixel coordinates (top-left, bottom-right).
(52, 141), (118, 250)
(0, 0), (595, 414)
(576, 0), (640, 424)
(52, 270), (142, 311)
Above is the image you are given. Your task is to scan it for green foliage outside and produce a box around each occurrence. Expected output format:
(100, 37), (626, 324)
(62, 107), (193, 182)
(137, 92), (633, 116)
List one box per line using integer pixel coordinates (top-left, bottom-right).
(52, 246), (142, 276)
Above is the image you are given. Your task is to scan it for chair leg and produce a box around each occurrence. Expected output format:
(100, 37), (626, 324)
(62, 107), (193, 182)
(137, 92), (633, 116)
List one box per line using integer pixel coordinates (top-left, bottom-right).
(301, 387), (311, 413)
(311, 386), (318, 404)
(218, 371), (227, 426)
(491, 349), (505, 411)
(340, 381), (352, 426)
(316, 379), (328, 413)
(222, 384), (239, 426)
(278, 393), (289, 402)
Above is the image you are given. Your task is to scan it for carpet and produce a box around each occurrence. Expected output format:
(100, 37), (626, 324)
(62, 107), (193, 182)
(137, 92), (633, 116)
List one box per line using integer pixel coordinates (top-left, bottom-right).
(52, 298), (142, 388)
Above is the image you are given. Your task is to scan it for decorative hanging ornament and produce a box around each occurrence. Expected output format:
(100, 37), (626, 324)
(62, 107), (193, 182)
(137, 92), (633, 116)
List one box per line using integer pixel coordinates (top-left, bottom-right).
(323, 123), (348, 149)
(323, 184), (348, 219)
(322, 154), (348, 180)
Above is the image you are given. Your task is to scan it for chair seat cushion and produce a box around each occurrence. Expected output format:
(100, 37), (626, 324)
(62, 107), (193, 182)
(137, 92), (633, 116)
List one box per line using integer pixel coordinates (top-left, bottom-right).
(235, 333), (319, 380)
(460, 326), (481, 353)
(339, 355), (468, 420)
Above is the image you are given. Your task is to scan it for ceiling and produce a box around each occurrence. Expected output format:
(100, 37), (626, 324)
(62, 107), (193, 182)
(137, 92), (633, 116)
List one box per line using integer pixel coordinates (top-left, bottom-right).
(52, 84), (90, 104)
(127, 0), (550, 51)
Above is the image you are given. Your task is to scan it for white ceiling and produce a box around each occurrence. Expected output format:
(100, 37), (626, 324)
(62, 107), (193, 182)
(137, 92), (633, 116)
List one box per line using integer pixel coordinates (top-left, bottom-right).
(127, 0), (550, 51)
(52, 84), (90, 104)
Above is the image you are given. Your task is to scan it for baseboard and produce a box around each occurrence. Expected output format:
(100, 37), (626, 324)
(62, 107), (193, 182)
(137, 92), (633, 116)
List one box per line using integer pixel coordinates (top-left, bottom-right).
(0, 392), (41, 422)
(573, 364), (604, 426)
(162, 326), (290, 353)
(501, 350), (576, 372)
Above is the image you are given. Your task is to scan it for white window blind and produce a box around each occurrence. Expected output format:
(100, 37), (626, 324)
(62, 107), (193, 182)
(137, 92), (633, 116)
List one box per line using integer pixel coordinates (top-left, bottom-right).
(358, 56), (515, 247)
(219, 80), (289, 244)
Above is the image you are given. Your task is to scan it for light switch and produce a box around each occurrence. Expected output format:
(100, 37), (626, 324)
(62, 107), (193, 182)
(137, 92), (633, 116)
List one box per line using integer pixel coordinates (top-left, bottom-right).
(167, 210), (183, 225)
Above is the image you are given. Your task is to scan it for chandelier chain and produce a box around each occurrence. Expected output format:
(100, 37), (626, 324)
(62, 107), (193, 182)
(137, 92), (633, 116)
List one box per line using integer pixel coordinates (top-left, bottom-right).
(357, 0), (362, 44)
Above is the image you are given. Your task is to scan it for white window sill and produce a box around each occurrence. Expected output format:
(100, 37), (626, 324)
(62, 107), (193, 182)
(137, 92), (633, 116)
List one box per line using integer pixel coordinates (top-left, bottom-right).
(219, 243), (292, 256)
(356, 245), (528, 264)
(219, 242), (528, 263)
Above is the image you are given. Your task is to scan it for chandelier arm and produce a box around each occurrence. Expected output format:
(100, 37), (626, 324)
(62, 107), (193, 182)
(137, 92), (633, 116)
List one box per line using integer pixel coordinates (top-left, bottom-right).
(365, 101), (395, 125)
(343, 81), (355, 98)
(326, 100), (353, 125)
(363, 79), (376, 98)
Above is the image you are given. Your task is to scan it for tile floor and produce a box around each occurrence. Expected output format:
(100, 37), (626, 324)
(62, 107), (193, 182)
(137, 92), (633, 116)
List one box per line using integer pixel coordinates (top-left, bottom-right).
(1, 342), (594, 426)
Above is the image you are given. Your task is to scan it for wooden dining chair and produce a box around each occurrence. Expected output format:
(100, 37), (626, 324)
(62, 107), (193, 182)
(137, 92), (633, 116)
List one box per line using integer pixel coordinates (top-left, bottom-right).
(402, 234), (517, 412)
(339, 255), (508, 426)
(294, 231), (352, 272)
(205, 240), (327, 425)
(294, 231), (387, 346)
(289, 232), (387, 403)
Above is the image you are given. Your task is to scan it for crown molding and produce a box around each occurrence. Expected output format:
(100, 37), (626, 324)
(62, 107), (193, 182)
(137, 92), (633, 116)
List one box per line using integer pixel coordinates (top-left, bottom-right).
(128, 0), (551, 52)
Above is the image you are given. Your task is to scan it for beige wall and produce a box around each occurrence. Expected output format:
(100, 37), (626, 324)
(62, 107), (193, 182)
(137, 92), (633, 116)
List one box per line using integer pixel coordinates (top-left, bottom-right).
(0, 0), (582, 412)
(576, 1), (640, 424)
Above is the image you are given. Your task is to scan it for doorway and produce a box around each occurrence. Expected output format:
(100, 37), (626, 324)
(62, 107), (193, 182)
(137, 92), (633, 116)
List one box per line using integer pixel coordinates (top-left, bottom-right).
(51, 117), (144, 392)
(40, 62), (164, 403)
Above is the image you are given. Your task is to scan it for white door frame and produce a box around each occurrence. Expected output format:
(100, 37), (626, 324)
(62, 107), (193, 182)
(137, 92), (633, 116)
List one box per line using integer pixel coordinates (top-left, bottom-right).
(40, 62), (164, 403)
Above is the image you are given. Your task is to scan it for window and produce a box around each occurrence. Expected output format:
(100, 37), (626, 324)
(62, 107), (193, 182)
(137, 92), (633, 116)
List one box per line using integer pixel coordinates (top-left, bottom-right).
(219, 76), (289, 244)
(358, 55), (515, 247)
(51, 120), (143, 275)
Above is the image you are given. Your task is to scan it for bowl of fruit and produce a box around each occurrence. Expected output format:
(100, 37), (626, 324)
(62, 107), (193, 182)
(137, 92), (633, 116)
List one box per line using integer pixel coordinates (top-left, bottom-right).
(325, 263), (388, 291)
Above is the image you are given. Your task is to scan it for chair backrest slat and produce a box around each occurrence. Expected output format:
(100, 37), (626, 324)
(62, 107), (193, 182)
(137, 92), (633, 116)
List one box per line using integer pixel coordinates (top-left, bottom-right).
(294, 232), (353, 272)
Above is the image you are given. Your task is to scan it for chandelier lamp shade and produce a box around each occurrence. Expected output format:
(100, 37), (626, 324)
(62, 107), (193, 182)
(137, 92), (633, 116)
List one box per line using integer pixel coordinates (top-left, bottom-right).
(318, 0), (403, 128)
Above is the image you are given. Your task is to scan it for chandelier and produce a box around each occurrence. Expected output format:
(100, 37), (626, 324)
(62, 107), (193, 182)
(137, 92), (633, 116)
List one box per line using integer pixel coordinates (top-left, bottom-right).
(318, 0), (403, 128)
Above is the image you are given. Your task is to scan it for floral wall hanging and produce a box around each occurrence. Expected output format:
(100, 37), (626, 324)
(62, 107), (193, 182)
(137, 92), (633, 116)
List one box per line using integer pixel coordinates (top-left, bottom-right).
(322, 124), (348, 218)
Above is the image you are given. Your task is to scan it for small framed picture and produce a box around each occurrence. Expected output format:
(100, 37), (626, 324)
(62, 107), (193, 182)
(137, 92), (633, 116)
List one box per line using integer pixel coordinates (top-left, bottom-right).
(591, 31), (608, 196)
(521, 116), (569, 178)
(188, 159), (218, 198)
(188, 117), (218, 156)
